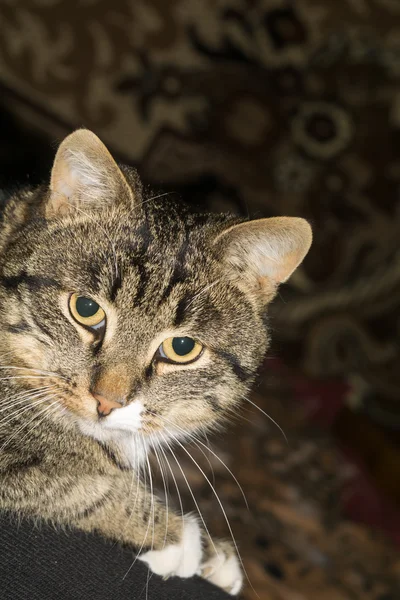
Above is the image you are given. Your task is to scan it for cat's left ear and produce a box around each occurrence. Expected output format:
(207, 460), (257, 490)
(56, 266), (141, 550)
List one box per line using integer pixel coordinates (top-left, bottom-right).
(214, 217), (312, 299)
(47, 129), (134, 217)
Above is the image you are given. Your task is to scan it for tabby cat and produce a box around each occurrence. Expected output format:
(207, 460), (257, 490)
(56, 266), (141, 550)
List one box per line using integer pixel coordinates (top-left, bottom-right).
(0, 130), (311, 595)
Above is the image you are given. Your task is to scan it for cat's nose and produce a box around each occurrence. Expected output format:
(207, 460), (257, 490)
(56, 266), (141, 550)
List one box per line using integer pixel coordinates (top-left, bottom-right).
(92, 392), (124, 417)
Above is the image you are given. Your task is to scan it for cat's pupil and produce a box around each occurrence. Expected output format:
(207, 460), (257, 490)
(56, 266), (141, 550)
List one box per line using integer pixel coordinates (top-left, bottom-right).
(76, 296), (99, 318)
(172, 337), (195, 356)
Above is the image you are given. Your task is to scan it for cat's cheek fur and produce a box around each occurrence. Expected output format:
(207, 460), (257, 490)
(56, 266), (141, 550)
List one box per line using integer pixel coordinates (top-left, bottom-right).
(138, 514), (203, 578)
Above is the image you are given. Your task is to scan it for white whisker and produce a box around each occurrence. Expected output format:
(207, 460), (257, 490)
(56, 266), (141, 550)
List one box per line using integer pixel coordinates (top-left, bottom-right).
(0, 386), (56, 415)
(122, 440), (153, 581)
(16, 400), (60, 448)
(185, 278), (222, 309)
(159, 431), (218, 557)
(164, 430), (253, 591)
(0, 366), (68, 381)
(0, 390), (57, 427)
(152, 443), (169, 550)
(148, 411), (249, 510)
(241, 395), (288, 444)
(0, 397), (59, 453)
(142, 192), (174, 204)
(157, 440), (185, 540)
(144, 434), (155, 599)
(0, 375), (63, 382)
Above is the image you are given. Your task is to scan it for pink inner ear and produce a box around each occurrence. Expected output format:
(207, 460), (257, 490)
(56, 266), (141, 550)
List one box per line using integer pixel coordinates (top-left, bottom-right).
(50, 160), (76, 208)
(216, 217), (312, 288)
(267, 250), (307, 283)
(47, 129), (135, 218)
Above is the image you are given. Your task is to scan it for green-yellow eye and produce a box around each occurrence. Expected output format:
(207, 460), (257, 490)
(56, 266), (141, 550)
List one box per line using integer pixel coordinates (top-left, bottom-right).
(160, 337), (203, 364)
(69, 293), (106, 328)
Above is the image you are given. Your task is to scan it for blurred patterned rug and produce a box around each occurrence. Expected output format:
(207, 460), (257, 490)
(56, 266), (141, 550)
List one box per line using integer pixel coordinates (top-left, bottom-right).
(155, 358), (400, 599)
(0, 0), (400, 597)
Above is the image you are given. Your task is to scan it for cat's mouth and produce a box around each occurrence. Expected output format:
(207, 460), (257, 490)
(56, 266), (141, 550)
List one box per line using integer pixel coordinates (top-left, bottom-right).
(97, 398), (144, 433)
(96, 399), (163, 437)
(64, 387), (178, 442)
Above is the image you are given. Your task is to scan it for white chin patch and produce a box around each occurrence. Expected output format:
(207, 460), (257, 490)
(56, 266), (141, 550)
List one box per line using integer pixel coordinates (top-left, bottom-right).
(77, 401), (147, 469)
(102, 400), (144, 433)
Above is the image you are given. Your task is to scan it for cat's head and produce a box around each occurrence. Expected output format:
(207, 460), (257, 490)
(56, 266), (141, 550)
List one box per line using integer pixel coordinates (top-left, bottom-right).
(0, 130), (312, 451)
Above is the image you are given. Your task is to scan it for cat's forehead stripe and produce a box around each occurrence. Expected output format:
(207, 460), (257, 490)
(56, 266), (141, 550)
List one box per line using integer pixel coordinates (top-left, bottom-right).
(131, 260), (149, 305)
(109, 273), (122, 303)
(0, 272), (61, 291)
(173, 294), (195, 328)
(157, 230), (190, 307)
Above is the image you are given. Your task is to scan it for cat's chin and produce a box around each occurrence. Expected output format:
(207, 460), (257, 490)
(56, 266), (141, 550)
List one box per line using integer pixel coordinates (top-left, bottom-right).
(75, 401), (178, 470)
(75, 404), (197, 471)
(76, 399), (143, 437)
(102, 400), (145, 433)
(76, 416), (149, 469)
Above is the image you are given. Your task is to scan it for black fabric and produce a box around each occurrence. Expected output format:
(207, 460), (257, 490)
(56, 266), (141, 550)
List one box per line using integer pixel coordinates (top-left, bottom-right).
(0, 512), (231, 600)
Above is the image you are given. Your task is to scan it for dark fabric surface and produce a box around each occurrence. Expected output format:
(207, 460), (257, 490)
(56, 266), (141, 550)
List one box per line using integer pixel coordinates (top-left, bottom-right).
(0, 512), (230, 600)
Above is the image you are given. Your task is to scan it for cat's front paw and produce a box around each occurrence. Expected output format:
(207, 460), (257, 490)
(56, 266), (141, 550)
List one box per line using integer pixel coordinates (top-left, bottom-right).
(139, 514), (202, 578)
(200, 540), (243, 596)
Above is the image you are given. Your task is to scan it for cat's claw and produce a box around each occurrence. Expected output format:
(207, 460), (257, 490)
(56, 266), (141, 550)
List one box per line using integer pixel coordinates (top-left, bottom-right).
(139, 514), (202, 578)
(200, 541), (243, 596)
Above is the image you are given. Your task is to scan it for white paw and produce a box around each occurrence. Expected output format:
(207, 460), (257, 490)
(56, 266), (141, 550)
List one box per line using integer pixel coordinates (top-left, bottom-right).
(139, 514), (202, 578)
(201, 546), (243, 596)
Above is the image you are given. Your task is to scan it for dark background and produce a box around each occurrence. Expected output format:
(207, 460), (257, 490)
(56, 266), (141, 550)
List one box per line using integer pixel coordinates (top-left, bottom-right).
(0, 1), (399, 598)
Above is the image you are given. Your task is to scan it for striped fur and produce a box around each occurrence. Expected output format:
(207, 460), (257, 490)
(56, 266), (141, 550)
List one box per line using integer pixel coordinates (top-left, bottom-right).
(0, 130), (311, 593)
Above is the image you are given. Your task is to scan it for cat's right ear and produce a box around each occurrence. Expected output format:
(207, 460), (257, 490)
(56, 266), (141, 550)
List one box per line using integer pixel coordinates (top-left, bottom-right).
(214, 216), (312, 302)
(46, 129), (135, 217)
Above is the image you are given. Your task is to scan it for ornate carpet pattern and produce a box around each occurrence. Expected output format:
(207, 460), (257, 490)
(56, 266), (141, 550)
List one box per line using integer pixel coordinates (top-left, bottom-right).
(158, 362), (400, 599)
(0, 1), (399, 598)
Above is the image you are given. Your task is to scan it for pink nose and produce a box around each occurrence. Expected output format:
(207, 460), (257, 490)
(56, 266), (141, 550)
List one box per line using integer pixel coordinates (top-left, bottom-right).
(92, 392), (123, 417)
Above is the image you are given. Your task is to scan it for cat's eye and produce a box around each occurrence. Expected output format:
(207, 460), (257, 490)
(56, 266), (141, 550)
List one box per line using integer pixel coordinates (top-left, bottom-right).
(159, 337), (203, 364)
(69, 293), (106, 329)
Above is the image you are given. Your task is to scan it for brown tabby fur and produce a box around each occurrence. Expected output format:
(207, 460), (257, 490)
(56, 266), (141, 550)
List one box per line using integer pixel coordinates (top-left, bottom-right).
(0, 130), (311, 592)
